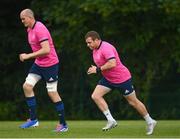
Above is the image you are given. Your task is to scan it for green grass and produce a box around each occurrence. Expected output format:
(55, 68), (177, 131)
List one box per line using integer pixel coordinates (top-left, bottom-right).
(0, 120), (180, 138)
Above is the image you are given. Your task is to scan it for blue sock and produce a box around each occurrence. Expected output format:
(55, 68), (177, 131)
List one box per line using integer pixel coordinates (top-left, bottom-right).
(55, 101), (66, 126)
(26, 96), (37, 120)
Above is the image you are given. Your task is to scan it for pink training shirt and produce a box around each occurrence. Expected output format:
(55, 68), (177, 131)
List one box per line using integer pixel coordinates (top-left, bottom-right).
(93, 41), (131, 84)
(27, 21), (59, 67)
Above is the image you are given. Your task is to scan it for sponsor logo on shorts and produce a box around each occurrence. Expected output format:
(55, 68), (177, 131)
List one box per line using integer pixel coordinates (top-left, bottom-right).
(125, 90), (130, 94)
(49, 77), (54, 81)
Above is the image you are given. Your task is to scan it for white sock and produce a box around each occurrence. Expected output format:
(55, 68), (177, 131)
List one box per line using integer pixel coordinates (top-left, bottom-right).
(144, 114), (154, 124)
(103, 109), (115, 121)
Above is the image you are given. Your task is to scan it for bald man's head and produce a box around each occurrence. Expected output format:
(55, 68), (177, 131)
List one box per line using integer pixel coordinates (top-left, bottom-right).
(20, 9), (35, 28)
(20, 9), (34, 19)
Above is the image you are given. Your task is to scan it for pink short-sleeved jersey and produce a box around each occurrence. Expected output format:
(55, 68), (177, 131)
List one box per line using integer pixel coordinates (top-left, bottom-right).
(27, 21), (59, 67)
(93, 41), (131, 83)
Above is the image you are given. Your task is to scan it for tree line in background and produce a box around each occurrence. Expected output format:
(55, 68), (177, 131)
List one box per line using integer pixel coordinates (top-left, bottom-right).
(0, 0), (179, 120)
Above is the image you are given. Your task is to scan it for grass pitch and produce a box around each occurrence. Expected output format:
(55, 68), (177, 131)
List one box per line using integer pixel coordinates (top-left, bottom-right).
(0, 120), (179, 138)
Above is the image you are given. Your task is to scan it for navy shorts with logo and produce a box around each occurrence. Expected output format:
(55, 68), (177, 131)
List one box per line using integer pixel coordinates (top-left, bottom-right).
(29, 63), (59, 83)
(98, 77), (134, 96)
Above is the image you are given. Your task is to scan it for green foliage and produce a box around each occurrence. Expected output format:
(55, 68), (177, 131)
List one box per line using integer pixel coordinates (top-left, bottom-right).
(29, 0), (180, 119)
(0, 0), (179, 120)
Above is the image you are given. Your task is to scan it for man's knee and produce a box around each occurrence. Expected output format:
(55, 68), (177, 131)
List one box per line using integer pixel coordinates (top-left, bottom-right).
(128, 98), (141, 107)
(127, 100), (135, 106)
(23, 83), (33, 93)
(91, 93), (100, 101)
(46, 81), (58, 92)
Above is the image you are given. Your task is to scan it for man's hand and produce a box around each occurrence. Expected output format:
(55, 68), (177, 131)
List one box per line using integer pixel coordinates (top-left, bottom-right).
(87, 65), (98, 75)
(19, 53), (30, 62)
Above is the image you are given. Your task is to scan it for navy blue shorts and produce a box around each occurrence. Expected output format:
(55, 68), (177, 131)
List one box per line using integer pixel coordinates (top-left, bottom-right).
(98, 77), (134, 96)
(29, 63), (59, 83)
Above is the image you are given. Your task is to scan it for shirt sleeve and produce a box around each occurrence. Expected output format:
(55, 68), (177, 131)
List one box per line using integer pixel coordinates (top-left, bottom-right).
(35, 24), (49, 43)
(102, 44), (115, 61)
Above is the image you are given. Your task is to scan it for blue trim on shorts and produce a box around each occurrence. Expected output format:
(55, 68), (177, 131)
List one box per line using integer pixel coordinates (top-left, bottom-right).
(98, 77), (134, 96)
(29, 63), (59, 83)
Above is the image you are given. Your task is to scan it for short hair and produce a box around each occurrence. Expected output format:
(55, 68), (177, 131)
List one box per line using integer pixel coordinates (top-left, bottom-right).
(21, 8), (34, 18)
(85, 31), (101, 40)
(26, 9), (34, 18)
